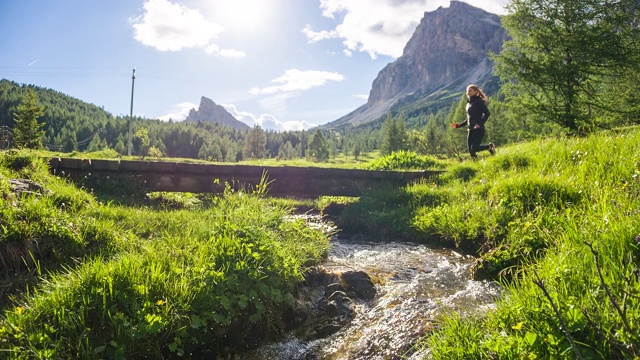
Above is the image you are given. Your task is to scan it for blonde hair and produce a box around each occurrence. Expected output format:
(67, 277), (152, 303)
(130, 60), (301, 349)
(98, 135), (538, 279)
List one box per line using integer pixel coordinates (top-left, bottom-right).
(467, 84), (487, 101)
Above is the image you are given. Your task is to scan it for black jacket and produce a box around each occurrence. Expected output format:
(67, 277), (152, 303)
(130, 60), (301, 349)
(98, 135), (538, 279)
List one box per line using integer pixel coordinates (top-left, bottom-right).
(457, 95), (490, 129)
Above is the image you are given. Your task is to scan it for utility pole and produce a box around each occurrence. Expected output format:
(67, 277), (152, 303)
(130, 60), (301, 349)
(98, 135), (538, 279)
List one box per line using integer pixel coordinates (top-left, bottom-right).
(128, 68), (136, 156)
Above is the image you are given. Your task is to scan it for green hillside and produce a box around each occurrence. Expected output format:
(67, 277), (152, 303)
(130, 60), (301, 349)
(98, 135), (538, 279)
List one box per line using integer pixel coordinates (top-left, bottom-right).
(0, 79), (117, 151)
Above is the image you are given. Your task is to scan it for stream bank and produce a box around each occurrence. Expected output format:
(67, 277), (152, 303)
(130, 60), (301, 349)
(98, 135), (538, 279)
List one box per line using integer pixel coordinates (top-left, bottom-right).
(241, 220), (501, 359)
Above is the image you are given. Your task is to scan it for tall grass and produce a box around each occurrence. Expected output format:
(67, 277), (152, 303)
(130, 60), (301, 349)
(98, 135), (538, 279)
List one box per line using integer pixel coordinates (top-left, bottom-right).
(0, 151), (330, 358)
(3, 126), (639, 358)
(408, 128), (640, 359)
(329, 128), (639, 358)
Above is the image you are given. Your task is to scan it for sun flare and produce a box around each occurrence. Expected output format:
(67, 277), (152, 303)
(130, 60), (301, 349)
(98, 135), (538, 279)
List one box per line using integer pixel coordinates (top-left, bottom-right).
(204, 0), (276, 36)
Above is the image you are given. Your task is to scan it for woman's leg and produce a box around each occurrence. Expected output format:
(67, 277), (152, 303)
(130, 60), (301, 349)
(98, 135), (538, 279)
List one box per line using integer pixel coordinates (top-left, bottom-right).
(467, 128), (487, 158)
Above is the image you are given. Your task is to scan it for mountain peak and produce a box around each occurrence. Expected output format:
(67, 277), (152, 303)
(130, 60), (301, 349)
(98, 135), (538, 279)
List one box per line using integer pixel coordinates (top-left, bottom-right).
(328, 2), (507, 127)
(185, 96), (249, 130)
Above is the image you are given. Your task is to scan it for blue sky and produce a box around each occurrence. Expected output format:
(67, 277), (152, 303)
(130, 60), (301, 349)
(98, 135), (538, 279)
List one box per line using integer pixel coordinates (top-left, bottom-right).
(0, 0), (507, 131)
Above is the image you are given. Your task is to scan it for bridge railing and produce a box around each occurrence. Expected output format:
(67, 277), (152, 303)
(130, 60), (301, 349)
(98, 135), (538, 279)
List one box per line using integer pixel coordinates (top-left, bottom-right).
(48, 157), (442, 198)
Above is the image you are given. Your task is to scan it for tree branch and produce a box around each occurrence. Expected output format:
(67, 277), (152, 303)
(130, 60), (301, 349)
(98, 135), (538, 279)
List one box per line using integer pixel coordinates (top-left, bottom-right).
(532, 270), (583, 360)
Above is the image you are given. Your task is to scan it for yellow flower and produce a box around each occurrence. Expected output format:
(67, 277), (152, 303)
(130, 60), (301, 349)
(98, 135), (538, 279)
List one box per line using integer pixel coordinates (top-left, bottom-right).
(16, 307), (25, 315)
(512, 322), (524, 330)
(156, 299), (166, 306)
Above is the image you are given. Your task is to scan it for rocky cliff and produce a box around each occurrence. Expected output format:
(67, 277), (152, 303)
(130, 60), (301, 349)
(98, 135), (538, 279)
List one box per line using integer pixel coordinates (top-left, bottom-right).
(185, 96), (249, 130)
(329, 1), (507, 127)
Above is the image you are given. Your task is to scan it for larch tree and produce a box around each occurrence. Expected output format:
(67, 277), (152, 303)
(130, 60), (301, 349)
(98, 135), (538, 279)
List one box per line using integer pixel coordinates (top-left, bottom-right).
(493, 0), (640, 134)
(12, 90), (46, 149)
(243, 124), (267, 159)
(308, 128), (329, 161)
(381, 112), (408, 155)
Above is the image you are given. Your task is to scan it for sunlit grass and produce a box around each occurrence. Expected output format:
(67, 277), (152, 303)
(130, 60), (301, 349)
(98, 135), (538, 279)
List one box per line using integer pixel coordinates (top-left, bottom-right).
(239, 150), (382, 169)
(405, 127), (640, 359)
(0, 152), (331, 358)
(33, 148), (384, 169)
(3, 126), (640, 358)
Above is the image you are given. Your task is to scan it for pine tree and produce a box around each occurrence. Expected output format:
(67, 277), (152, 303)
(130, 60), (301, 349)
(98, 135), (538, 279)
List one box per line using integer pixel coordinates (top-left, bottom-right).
(381, 112), (408, 154)
(243, 125), (267, 159)
(493, 0), (640, 134)
(114, 135), (127, 155)
(12, 90), (45, 149)
(308, 128), (329, 161)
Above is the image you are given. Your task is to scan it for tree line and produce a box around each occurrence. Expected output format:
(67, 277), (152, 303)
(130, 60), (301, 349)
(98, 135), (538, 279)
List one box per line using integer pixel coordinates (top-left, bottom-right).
(0, 79), (335, 161)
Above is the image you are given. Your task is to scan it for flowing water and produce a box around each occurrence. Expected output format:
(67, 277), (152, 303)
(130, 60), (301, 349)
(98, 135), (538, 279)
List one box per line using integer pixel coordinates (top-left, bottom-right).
(242, 217), (501, 359)
(242, 240), (501, 359)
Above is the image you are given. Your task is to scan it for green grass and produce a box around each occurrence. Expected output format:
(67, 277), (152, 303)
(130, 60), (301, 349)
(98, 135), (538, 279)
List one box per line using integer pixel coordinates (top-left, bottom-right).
(367, 150), (446, 171)
(2, 126), (640, 358)
(405, 128), (640, 359)
(36, 148), (383, 169)
(322, 128), (639, 358)
(0, 151), (330, 358)
(239, 150), (382, 169)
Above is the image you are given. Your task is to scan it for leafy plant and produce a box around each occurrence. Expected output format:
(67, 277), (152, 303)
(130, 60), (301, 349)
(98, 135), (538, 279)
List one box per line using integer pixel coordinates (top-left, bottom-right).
(368, 150), (441, 170)
(0, 149), (330, 358)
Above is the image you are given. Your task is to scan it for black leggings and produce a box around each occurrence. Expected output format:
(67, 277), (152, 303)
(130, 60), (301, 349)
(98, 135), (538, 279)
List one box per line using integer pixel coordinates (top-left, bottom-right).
(467, 128), (489, 158)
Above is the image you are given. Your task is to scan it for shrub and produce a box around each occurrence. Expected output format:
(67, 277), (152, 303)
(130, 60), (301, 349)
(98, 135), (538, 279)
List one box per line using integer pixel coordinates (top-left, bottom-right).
(368, 150), (441, 170)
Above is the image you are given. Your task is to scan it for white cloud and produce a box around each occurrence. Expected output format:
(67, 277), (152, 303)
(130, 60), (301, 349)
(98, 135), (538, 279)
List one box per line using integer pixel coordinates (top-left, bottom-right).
(302, 25), (338, 43)
(220, 103), (258, 127)
(131, 0), (245, 57)
(354, 94), (368, 100)
(157, 101), (197, 121)
(247, 70), (345, 129)
(218, 48), (247, 58)
(250, 69), (345, 95)
(258, 114), (314, 132)
(222, 104), (313, 131)
(304, 0), (508, 59)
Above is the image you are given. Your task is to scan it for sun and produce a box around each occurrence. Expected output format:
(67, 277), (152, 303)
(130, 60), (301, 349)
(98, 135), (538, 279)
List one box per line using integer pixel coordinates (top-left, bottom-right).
(203, 0), (276, 36)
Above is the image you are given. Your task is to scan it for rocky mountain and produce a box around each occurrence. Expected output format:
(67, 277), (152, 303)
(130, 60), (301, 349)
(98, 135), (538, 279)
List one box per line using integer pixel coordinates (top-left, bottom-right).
(185, 96), (249, 130)
(327, 1), (507, 127)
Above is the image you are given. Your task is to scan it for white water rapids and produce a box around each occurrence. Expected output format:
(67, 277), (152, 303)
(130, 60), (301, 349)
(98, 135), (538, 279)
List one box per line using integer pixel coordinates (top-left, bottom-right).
(242, 218), (501, 359)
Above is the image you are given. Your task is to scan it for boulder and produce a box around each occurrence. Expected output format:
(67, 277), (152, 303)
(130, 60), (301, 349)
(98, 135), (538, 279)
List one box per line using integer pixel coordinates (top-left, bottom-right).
(339, 270), (377, 301)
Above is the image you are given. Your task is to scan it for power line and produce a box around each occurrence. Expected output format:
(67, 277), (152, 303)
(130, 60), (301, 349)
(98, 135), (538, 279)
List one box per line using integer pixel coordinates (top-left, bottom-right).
(42, 128), (103, 151)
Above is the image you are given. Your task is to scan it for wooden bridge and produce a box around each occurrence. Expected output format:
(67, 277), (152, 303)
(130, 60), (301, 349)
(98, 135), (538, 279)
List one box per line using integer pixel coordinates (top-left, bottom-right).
(48, 157), (442, 198)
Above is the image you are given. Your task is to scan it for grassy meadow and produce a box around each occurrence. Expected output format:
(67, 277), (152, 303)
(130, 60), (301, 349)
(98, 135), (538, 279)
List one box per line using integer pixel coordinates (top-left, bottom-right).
(0, 150), (330, 358)
(419, 128), (640, 359)
(43, 147), (382, 170)
(334, 127), (640, 359)
(1, 126), (640, 358)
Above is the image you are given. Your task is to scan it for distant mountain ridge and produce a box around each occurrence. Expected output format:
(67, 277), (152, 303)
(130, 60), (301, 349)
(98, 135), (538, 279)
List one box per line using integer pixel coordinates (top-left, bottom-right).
(184, 96), (249, 130)
(327, 1), (507, 128)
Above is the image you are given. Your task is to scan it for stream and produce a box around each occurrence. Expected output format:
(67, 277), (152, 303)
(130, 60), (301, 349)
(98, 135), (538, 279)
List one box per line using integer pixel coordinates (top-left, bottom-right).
(241, 217), (501, 359)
